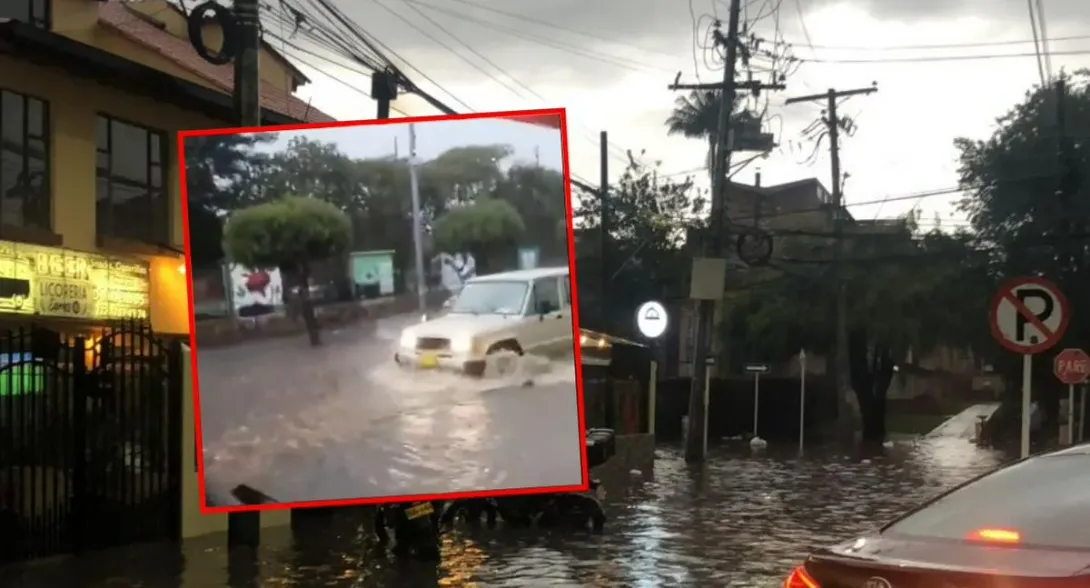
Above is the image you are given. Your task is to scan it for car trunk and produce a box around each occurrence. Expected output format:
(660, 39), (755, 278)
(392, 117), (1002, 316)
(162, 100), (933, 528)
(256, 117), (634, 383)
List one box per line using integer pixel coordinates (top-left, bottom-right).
(806, 535), (1090, 587)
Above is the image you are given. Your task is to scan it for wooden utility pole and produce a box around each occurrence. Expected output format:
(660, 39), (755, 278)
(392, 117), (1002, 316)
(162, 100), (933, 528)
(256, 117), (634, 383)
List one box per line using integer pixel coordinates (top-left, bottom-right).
(228, 0), (262, 549)
(784, 85), (876, 438)
(667, 0), (784, 463)
(599, 131), (611, 330)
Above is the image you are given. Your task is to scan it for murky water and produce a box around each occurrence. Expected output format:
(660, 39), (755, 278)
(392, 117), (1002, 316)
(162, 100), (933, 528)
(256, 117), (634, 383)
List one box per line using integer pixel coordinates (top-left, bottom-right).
(4, 437), (1009, 587)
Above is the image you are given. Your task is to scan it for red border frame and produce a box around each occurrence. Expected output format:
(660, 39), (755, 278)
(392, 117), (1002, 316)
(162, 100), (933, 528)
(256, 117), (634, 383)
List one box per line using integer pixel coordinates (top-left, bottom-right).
(176, 107), (588, 514)
(988, 276), (1069, 355)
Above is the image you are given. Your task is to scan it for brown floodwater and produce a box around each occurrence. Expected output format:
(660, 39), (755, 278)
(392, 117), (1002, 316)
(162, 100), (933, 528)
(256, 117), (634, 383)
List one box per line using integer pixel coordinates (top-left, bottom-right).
(1, 436), (1009, 587)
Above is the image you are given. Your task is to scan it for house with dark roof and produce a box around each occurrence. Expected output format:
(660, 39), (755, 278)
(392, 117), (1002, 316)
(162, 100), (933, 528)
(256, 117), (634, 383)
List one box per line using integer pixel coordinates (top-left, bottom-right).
(0, 0), (335, 336)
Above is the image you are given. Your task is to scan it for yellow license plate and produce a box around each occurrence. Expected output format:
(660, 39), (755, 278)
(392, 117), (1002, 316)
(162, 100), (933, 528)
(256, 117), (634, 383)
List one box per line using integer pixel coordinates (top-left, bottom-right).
(418, 354), (438, 369)
(595, 485), (606, 500)
(405, 502), (434, 520)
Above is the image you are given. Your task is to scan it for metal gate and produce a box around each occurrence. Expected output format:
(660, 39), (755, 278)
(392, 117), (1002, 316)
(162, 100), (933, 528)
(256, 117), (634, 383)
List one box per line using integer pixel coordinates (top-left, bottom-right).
(0, 320), (183, 563)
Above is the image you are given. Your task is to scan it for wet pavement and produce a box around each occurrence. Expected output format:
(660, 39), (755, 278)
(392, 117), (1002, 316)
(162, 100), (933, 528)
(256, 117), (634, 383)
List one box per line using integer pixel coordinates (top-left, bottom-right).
(1, 436), (1011, 587)
(195, 314), (584, 505)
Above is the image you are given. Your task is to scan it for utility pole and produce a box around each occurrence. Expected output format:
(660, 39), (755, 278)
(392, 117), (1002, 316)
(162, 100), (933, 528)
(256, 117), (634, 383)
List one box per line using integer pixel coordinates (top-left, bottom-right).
(233, 0), (261, 127)
(228, 0), (262, 549)
(668, 0), (784, 463)
(599, 131), (610, 331)
(785, 85), (877, 439)
(408, 124), (427, 313)
(372, 69), (398, 120)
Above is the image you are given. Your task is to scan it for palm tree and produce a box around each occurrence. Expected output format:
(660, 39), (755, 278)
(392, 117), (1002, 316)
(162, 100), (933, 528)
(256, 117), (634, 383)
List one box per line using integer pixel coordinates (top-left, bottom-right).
(665, 90), (761, 173)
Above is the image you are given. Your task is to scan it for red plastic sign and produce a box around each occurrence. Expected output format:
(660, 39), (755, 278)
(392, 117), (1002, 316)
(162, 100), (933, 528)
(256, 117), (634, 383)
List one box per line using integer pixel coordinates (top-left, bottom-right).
(1054, 348), (1090, 385)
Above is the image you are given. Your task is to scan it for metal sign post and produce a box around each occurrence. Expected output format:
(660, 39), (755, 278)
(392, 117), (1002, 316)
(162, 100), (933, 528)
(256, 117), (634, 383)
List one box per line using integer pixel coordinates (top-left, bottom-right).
(745, 363), (770, 439)
(989, 277), (1069, 458)
(703, 356), (714, 455)
(1053, 348), (1090, 445)
(1081, 385), (1087, 444)
(798, 349), (807, 455)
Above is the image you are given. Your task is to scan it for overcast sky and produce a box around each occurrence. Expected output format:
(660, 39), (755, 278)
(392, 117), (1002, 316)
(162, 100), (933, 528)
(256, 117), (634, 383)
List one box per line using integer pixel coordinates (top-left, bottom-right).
(254, 117), (564, 172)
(257, 0), (1089, 231)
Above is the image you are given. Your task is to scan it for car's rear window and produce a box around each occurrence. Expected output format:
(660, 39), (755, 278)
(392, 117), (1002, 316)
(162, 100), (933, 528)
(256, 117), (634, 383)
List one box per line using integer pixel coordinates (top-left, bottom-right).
(884, 450), (1090, 549)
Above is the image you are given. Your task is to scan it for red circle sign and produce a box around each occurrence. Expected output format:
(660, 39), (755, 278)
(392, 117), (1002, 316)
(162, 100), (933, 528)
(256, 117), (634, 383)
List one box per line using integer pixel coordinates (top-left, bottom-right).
(1054, 348), (1090, 385)
(989, 277), (1069, 354)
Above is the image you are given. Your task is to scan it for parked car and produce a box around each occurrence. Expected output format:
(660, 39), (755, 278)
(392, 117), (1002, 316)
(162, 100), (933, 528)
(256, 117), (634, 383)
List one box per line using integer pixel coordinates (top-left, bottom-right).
(784, 443), (1090, 587)
(394, 266), (573, 376)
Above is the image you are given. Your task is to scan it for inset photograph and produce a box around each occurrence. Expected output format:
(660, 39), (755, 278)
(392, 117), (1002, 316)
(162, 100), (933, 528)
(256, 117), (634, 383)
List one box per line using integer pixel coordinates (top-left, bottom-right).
(179, 109), (586, 510)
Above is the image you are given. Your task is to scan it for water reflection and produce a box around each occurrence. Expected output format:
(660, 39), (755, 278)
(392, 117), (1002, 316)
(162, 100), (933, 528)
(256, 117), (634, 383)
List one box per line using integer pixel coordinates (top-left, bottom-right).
(1, 438), (1008, 587)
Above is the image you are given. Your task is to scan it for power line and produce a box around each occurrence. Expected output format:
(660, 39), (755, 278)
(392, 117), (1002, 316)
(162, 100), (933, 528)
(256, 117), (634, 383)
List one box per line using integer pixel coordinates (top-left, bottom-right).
(263, 31), (412, 117)
(402, 0), (674, 75)
(797, 34), (1090, 52)
(796, 48), (1090, 64)
(442, 0), (679, 61)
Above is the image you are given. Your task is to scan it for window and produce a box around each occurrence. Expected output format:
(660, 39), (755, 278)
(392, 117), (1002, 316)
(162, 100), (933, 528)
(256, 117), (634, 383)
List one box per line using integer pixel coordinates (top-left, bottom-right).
(0, 89), (50, 230)
(529, 278), (561, 315)
(883, 450), (1090, 549)
(96, 116), (168, 243)
(0, 0), (49, 28)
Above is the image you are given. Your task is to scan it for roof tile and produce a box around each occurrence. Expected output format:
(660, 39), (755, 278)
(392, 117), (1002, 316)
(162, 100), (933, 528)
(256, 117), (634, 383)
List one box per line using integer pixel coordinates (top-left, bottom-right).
(97, 2), (335, 124)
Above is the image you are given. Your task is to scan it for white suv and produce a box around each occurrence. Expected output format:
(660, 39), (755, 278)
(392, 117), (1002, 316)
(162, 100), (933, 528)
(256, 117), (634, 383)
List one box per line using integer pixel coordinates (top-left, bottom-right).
(394, 266), (573, 376)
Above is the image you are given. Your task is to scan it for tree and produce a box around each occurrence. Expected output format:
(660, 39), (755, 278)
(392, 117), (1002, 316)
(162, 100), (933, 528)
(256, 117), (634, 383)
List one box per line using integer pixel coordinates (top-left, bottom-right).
(720, 219), (981, 443)
(491, 164), (568, 262)
(665, 90), (763, 174)
(222, 196), (352, 346)
(574, 156), (704, 336)
(431, 198), (525, 274)
(182, 134), (273, 267)
(955, 70), (1090, 441)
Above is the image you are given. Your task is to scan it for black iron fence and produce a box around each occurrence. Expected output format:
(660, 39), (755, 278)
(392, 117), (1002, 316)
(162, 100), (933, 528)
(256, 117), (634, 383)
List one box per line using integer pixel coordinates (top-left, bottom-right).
(0, 320), (183, 564)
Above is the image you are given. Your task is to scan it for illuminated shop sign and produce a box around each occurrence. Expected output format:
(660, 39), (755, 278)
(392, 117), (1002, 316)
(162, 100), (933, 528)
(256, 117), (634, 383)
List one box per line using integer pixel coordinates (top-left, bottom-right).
(0, 241), (150, 321)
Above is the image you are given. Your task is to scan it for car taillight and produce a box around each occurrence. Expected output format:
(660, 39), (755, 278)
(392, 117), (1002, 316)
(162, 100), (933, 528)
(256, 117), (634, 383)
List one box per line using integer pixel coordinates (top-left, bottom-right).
(784, 565), (821, 587)
(966, 527), (1021, 544)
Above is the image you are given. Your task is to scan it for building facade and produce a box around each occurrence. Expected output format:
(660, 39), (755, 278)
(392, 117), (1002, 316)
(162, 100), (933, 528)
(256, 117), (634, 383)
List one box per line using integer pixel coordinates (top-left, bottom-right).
(0, 0), (332, 562)
(1, 0), (331, 336)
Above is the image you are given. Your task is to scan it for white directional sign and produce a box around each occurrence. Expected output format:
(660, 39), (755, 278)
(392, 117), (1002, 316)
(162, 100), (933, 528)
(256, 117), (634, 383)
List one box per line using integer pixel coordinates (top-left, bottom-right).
(636, 301), (668, 338)
(989, 277), (1069, 355)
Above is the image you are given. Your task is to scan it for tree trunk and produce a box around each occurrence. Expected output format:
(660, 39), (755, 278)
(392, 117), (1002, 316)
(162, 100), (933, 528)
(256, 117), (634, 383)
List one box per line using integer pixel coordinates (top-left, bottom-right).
(298, 264), (322, 346)
(848, 330), (894, 445)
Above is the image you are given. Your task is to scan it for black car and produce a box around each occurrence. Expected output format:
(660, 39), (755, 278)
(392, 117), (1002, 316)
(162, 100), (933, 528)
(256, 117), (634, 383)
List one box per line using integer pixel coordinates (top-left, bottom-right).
(785, 444), (1090, 587)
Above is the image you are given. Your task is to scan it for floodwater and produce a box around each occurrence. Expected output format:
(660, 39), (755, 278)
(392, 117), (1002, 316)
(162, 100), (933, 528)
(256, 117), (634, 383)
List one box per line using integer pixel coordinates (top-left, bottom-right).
(2, 436), (1009, 587)
(198, 314), (584, 505)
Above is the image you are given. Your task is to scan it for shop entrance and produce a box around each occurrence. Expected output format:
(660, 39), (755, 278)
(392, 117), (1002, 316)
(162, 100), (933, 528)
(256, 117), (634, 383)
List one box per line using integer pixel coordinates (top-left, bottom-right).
(0, 320), (183, 563)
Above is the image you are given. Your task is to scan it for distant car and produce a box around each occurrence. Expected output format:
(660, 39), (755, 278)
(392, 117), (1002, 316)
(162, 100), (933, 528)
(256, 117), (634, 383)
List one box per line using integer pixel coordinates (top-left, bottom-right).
(394, 266), (573, 376)
(784, 444), (1090, 587)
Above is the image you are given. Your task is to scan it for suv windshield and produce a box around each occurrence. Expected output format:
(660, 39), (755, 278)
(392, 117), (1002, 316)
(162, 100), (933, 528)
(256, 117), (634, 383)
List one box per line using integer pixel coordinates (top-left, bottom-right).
(449, 281), (528, 315)
(883, 448), (1090, 549)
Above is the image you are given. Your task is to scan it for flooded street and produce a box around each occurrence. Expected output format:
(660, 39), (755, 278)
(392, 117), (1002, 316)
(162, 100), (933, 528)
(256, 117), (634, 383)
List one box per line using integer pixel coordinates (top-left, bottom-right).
(198, 314), (584, 504)
(3, 436), (1010, 587)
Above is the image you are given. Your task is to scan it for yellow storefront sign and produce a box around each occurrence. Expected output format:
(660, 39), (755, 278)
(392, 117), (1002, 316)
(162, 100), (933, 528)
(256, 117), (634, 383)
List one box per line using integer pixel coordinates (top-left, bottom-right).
(0, 241), (150, 321)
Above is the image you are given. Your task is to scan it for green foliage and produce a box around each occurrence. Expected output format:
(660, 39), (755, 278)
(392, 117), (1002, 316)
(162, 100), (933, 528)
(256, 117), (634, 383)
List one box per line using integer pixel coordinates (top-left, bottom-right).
(191, 132), (568, 284)
(181, 133), (273, 265)
(432, 198), (525, 253)
(222, 196), (352, 272)
(955, 70), (1090, 417)
(575, 156), (704, 335)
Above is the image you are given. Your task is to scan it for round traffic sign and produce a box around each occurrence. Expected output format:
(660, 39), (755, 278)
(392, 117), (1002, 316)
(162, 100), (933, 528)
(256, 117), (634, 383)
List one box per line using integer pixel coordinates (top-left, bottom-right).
(1054, 348), (1090, 385)
(636, 301), (668, 338)
(989, 277), (1069, 354)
